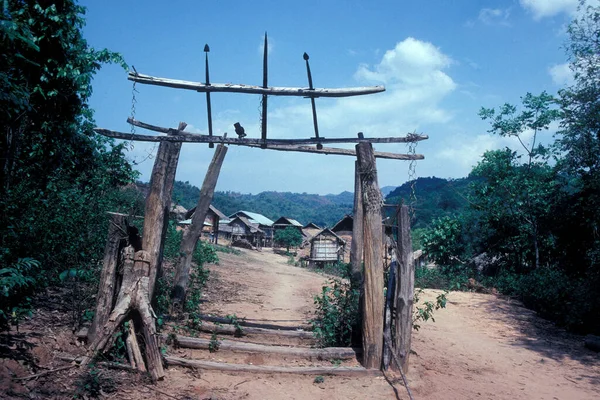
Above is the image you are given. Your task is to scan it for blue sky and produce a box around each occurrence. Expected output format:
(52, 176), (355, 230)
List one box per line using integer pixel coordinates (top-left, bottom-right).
(81, 0), (587, 194)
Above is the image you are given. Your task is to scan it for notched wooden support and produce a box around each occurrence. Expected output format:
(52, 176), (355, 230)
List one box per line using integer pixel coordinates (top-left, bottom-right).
(81, 247), (164, 382)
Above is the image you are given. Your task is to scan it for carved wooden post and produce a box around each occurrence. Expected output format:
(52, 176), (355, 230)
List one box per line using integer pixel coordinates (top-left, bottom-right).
(172, 144), (228, 308)
(356, 142), (384, 369)
(88, 212), (127, 342)
(350, 160), (364, 286)
(394, 204), (415, 372)
(142, 123), (185, 299)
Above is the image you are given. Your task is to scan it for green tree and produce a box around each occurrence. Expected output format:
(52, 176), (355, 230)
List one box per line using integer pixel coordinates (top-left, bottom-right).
(274, 227), (303, 253)
(0, 0), (138, 330)
(477, 92), (561, 270)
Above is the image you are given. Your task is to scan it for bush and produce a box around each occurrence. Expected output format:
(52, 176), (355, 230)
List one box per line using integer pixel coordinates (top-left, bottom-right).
(311, 278), (360, 347)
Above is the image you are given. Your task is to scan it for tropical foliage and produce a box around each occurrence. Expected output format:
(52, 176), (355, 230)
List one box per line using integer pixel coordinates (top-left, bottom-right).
(0, 0), (139, 330)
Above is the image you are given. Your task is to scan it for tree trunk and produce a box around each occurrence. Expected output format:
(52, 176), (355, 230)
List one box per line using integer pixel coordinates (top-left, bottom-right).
(356, 142), (384, 370)
(88, 212), (128, 342)
(142, 123), (185, 300)
(394, 205), (415, 373)
(172, 144), (228, 309)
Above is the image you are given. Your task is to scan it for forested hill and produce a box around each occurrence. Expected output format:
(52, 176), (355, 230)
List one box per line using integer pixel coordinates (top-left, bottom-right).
(385, 176), (475, 229)
(170, 181), (354, 227)
(167, 178), (473, 229)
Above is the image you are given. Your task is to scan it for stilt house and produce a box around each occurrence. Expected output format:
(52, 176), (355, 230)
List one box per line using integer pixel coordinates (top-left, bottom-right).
(309, 228), (346, 267)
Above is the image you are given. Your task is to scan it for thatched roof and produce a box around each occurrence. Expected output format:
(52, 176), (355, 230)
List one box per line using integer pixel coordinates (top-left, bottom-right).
(303, 222), (321, 229)
(331, 214), (353, 233)
(185, 204), (229, 222)
(310, 228), (346, 245)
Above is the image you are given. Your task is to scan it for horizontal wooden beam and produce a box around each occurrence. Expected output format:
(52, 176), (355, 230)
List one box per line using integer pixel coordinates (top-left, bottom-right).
(194, 314), (312, 331)
(97, 124), (427, 147)
(245, 143), (424, 160)
(197, 321), (314, 339)
(164, 357), (380, 376)
(172, 335), (360, 360)
(128, 72), (385, 98)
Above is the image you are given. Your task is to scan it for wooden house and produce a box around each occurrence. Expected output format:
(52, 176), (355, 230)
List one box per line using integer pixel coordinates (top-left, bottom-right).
(229, 211), (274, 247)
(229, 216), (264, 248)
(302, 222), (322, 239)
(273, 217), (303, 233)
(309, 228), (346, 267)
(331, 214), (353, 235)
(180, 204), (230, 244)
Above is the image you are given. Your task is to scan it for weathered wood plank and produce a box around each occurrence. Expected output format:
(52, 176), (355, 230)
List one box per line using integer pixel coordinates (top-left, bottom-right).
(394, 205), (415, 373)
(164, 357), (379, 376)
(172, 335), (359, 359)
(356, 142), (385, 370)
(88, 212), (126, 343)
(95, 127), (428, 145)
(128, 72), (385, 98)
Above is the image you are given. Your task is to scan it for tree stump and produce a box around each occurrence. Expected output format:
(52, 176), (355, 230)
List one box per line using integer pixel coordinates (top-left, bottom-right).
(82, 247), (164, 381)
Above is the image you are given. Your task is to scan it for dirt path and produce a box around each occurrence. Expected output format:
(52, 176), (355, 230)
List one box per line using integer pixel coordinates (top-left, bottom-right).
(202, 249), (325, 327)
(183, 249), (599, 399)
(409, 290), (600, 399)
(3, 248), (598, 399)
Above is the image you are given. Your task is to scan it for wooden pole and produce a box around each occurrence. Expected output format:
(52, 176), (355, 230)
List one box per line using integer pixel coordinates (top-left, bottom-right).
(350, 160), (364, 286)
(97, 125), (428, 146)
(88, 212), (127, 342)
(261, 33), (268, 149)
(141, 123), (184, 300)
(356, 142), (384, 370)
(394, 205), (415, 373)
(171, 144), (228, 309)
(128, 71), (385, 97)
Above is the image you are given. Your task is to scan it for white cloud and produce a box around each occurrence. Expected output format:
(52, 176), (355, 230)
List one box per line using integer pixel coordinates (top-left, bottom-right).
(478, 8), (511, 26)
(437, 122), (560, 172)
(549, 62), (575, 85)
(519, 0), (579, 19)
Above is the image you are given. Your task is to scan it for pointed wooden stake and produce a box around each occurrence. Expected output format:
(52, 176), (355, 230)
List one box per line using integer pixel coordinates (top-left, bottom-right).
(261, 33), (268, 149)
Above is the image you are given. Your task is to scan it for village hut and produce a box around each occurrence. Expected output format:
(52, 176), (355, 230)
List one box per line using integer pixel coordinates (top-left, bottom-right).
(309, 228), (346, 268)
(229, 211), (274, 247)
(273, 217), (303, 233)
(229, 216), (264, 248)
(180, 204), (230, 244)
(331, 214), (353, 235)
(331, 215), (354, 263)
(301, 222), (322, 241)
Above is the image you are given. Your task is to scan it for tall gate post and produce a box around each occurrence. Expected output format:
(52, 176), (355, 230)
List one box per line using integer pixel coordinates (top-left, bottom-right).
(356, 142), (384, 369)
(394, 204), (415, 372)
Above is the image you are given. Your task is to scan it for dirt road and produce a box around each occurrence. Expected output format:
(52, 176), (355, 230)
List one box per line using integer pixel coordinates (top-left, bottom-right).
(5, 247), (596, 399)
(165, 248), (599, 400)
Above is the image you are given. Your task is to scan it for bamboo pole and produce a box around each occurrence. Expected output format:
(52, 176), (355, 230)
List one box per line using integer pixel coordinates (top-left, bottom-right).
(356, 142), (385, 370)
(128, 72), (385, 98)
